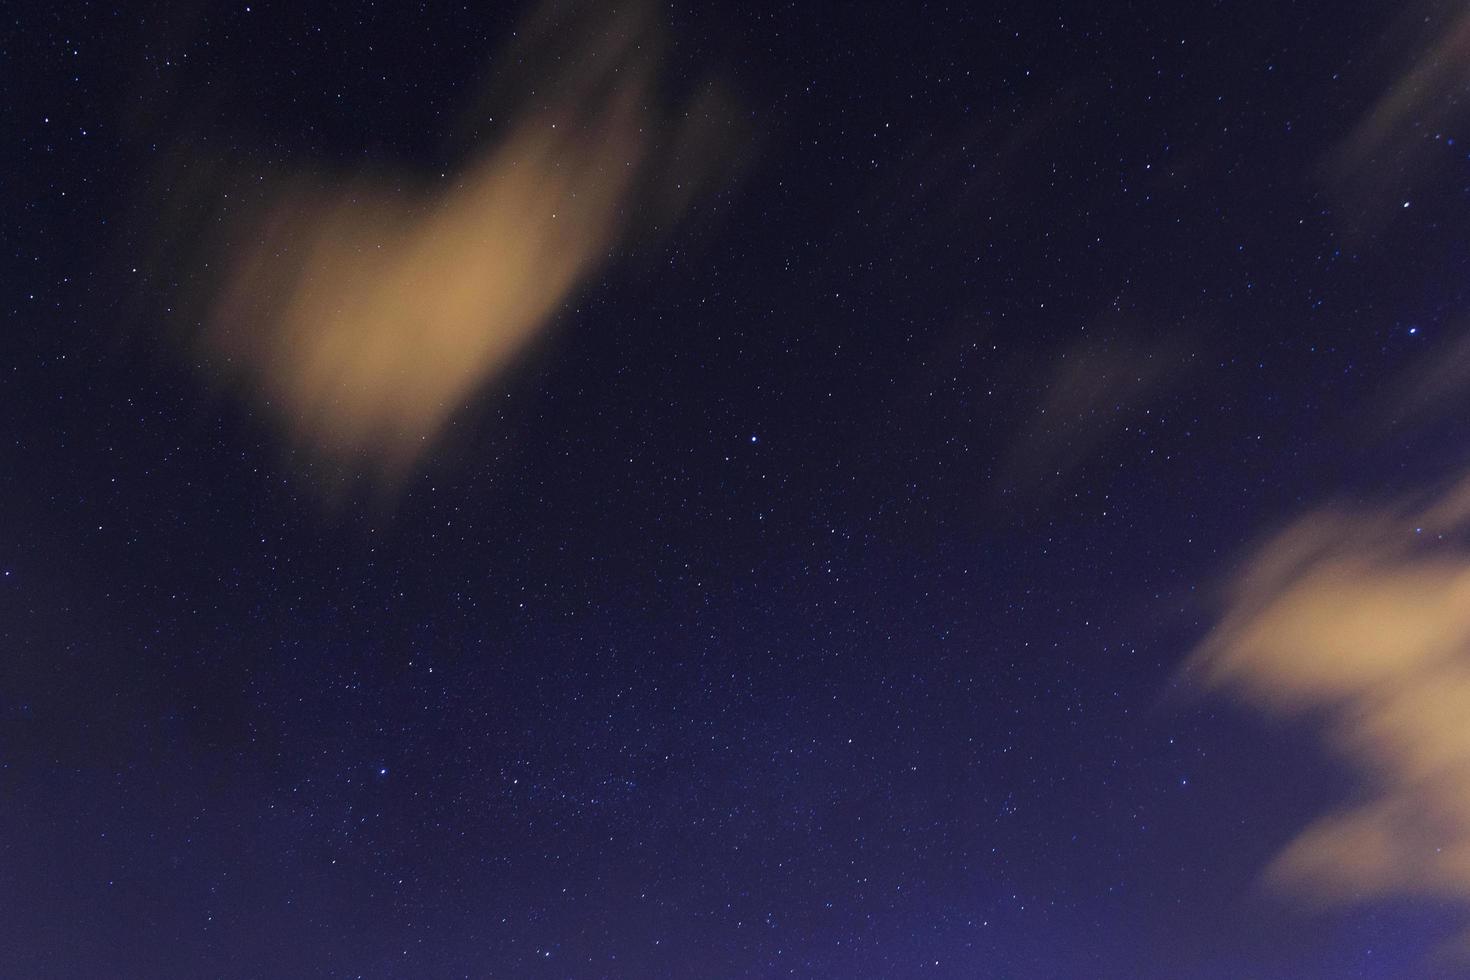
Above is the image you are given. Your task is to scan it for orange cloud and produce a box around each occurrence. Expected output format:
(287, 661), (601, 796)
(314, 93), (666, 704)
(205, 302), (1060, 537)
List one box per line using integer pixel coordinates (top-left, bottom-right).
(186, 0), (738, 480)
(1192, 477), (1470, 950)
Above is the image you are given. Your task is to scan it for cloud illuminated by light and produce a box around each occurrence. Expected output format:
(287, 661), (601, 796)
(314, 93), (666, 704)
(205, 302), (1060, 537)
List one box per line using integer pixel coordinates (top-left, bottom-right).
(193, 0), (736, 480)
(1192, 477), (1470, 953)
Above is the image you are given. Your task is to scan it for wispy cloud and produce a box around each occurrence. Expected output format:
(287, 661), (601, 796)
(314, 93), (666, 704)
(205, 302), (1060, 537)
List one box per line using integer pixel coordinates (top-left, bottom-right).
(995, 332), (1195, 496)
(1328, 3), (1470, 218)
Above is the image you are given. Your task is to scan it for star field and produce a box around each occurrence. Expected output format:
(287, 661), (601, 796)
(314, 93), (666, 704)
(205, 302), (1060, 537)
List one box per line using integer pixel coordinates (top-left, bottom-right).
(4, 1), (1470, 977)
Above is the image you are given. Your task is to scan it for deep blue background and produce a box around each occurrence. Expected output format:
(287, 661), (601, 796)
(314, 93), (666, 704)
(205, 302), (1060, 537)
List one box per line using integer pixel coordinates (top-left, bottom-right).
(3, 1), (1468, 976)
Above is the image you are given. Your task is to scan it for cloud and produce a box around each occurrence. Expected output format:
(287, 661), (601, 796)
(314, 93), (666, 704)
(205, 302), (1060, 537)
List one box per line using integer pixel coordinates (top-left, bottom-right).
(1328, 4), (1470, 217)
(995, 332), (1195, 496)
(181, 0), (739, 480)
(1191, 476), (1470, 948)
(1362, 328), (1470, 443)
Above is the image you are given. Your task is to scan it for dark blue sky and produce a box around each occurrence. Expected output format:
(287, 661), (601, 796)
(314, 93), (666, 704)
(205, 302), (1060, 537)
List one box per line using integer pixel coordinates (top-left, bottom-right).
(4, 1), (1470, 976)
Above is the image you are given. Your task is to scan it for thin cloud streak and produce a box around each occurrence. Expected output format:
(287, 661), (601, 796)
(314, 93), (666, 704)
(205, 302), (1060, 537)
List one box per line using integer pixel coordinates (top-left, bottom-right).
(1328, 3), (1470, 219)
(996, 333), (1195, 497)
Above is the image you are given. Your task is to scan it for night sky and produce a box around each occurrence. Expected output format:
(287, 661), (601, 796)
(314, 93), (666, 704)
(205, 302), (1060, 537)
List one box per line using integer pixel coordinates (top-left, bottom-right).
(6, 1), (1470, 977)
